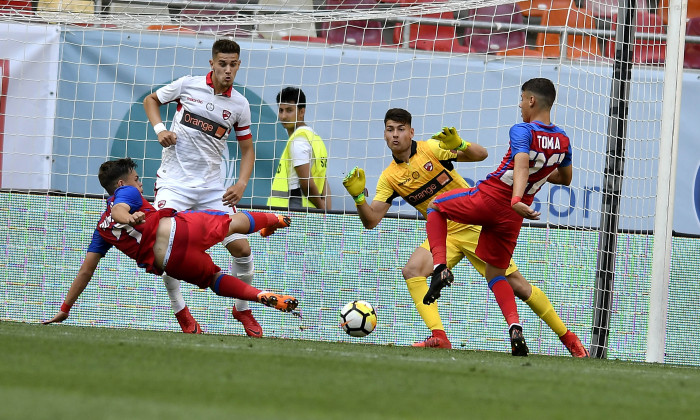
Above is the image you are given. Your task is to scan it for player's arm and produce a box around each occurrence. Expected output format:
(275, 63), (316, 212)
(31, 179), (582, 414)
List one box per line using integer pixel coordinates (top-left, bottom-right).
(223, 138), (254, 207)
(143, 92), (177, 147)
(111, 202), (145, 225)
(294, 163), (327, 210)
(43, 251), (103, 324)
(343, 167), (390, 229)
(547, 164), (572, 185)
(547, 146), (573, 186)
(356, 200), (391, 230)
(511, 152), (540, 220)
(455, 142), (488, 162)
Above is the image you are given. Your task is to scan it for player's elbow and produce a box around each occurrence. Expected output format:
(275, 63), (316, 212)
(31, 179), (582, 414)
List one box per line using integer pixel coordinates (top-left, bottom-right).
(474, 148), (488, 161)
(143, 92), (160, 107)
(362, 220), (378, 230)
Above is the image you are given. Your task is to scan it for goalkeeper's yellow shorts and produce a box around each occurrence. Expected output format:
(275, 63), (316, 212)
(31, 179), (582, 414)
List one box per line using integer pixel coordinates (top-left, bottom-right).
(420, 222), (518, 277)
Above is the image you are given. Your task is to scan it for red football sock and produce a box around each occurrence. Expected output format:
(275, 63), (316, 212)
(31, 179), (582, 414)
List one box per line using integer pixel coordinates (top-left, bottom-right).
(426, 210), (448, 265)
(211, 274), (261, 301)
(488, 276), (520, 326)
(245, 211), (280, 234)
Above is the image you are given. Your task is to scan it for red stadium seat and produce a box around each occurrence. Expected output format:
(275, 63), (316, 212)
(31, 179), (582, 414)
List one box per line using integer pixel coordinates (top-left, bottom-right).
(282, 35), (328, 44)
(0, 1), (34, 16)
(517, 0), (573, 18)
(464, 4), (528, 54)
(392, 0), (470, 53)
(684, 16), (700, 69)
(321, 0), (386, 46)
(605, 10), (666, 64)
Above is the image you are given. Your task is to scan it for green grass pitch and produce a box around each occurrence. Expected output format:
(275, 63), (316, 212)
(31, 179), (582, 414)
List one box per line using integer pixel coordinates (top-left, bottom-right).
(2, 321), (699, 420)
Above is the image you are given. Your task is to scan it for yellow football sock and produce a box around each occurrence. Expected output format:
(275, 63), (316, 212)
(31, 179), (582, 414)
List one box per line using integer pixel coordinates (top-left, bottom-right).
(525, 285), (567, 337)
(405, 276), (444, 331)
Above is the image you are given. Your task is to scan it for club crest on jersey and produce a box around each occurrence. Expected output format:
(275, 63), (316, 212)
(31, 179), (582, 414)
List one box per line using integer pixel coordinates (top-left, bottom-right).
(157, 200), (166, 209)
(223, 110), (231, 120)
(424, 161), (434, 171)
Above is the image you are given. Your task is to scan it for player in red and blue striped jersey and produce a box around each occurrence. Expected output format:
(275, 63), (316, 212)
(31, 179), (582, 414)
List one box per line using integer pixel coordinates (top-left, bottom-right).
(43, 158), (296, 327)
(425, 78), (588, 357)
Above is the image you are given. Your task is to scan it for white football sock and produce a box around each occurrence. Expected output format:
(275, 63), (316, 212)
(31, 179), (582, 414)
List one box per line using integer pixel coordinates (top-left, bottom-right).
(233, 256), (254, 312)
(162, 274), (186, 314)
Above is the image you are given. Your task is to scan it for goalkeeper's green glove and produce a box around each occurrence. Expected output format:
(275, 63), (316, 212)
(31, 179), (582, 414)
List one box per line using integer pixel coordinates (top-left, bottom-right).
(343, 166), (367, 205)
(431, 127), (471, 151)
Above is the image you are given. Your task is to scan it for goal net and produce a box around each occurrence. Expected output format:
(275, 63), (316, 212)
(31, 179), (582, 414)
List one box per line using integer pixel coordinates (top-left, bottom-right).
(1, 0), (698, 364)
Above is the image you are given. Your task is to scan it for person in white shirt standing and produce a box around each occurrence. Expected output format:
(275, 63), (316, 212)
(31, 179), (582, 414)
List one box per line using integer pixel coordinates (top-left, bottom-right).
(143, 38), (262, 337)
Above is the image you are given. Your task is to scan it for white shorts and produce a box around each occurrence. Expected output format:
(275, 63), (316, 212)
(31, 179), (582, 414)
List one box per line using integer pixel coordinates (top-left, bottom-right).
(154, 179), (246, 243)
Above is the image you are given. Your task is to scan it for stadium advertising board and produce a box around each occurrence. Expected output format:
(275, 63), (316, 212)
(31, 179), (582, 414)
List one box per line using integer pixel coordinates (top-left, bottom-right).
(0, 23), (59, 189)
(50, 30), (700, 235)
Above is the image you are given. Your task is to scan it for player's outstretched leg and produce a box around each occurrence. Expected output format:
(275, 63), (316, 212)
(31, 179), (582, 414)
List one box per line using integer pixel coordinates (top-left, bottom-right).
(259, 215), (291, 237)
(258, 291), (299, 312)
(423, 264), (454, 305)
(560, 330), (589, 358)
(509, 324), (529, 356)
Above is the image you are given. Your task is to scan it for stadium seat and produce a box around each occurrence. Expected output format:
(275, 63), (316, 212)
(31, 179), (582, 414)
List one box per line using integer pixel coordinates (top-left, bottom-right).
(684, 16), (700, 69)
(171, 0), (255, 37)
(282, 35), (328, 44)
(517, 0), (573, 18)
(605, 10), (666, 64)
(500, 5), (601, 59)
(146, 25), (197, 34)
(392, 0), (470, 52)
(585, 0), (649, 19)
(537, 5), (602, 59)
(37, 0), (93, 14)
(464, 4), (528, 54)
(0, 1), (34, 16)
(657, 0), (700, 25)
(256, 0), (317, 41)
(321, 0), (385, 46)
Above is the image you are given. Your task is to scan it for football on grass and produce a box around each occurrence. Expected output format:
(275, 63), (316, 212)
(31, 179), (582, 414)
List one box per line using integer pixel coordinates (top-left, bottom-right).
(340, 300), (377, 337)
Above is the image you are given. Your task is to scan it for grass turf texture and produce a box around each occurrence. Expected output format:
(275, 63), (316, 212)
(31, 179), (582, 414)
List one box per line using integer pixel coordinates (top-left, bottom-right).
(2, 321), (699, 419)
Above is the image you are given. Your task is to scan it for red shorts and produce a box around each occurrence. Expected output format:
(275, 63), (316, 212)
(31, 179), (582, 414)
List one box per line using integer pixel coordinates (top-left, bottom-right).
(432, 187), (523, 269)
(164, 210), (232, 288)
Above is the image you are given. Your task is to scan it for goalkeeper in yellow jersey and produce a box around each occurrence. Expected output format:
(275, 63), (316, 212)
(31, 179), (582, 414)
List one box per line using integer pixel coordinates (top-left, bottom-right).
(342, 108), (587, 357)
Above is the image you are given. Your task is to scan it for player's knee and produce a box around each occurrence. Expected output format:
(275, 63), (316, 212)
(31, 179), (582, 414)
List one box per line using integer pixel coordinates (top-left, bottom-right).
(224, 237), (251, 257)
(402, 262), (430, 279)
(506, 272), (531, 300)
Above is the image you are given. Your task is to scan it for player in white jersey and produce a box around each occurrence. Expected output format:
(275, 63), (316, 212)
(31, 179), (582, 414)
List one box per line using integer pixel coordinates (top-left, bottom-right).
(143, 39), (262, 337)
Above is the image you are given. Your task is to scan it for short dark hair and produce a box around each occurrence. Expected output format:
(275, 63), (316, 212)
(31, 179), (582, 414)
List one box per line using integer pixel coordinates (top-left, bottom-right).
(276, 86), (306, 109)
(384, 108), (412, 126)
(521, 78), (556, 109)
(212, 39), (240, 57)
(98, 158), (137, 195)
